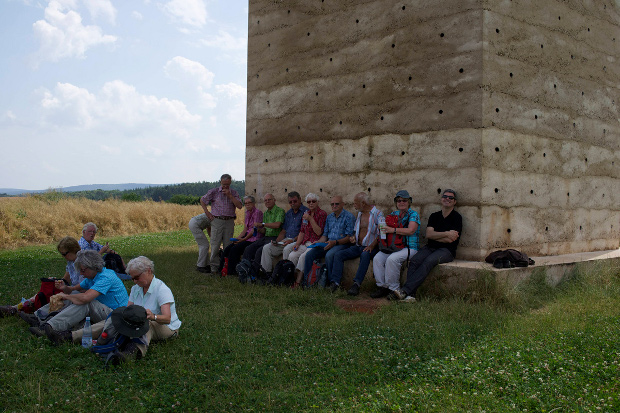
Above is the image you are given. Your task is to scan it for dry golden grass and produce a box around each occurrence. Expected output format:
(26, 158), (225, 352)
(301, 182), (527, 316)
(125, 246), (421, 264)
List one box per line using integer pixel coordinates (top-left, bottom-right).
(0, 196), (245, 250)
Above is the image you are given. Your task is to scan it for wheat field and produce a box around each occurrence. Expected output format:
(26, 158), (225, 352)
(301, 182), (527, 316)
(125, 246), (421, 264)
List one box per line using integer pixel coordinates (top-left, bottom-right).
(0, 195), (245, 250)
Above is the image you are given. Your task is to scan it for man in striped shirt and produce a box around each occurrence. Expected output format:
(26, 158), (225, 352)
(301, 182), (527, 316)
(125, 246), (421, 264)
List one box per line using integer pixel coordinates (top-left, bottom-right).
(200, 174), (242, 273)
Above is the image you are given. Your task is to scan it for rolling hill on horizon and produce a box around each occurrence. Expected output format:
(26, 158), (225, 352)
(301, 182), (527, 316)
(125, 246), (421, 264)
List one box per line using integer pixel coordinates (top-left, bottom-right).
(0, 183), (168, 196)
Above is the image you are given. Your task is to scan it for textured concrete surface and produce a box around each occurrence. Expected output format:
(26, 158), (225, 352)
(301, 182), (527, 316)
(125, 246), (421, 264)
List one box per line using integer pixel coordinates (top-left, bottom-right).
(246, 0), (620, 261)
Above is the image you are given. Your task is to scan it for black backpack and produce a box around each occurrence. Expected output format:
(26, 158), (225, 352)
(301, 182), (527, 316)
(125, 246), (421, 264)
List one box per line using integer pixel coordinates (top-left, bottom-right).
(270, 259), (296, 286)
(484, 249), (535, 267)
(236, 259), (255, 283)
(104, 252), (126, 274)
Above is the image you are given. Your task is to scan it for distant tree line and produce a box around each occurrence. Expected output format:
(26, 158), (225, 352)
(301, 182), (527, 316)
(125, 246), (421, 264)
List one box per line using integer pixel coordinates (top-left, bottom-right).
(15, 181), (245, 205)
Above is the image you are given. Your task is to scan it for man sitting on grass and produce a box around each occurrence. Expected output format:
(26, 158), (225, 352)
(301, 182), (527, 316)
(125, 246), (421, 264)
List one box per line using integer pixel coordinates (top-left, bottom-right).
(32, 250), (128, 344)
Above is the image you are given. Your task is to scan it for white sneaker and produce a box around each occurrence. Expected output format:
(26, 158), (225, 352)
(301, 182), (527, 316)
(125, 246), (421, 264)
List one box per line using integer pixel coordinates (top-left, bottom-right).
(402, 295), (416, 303)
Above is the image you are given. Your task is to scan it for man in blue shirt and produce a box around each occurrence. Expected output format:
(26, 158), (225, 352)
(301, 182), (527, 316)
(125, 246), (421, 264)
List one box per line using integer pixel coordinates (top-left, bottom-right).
(36, 250), (129, 344)
(302, 196), (355, 286)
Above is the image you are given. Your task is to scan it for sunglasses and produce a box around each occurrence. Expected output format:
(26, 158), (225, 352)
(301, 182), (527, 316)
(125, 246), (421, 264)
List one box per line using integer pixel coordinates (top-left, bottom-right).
(442, 195), (455, 200)
(130, 273), (143, 281)
(307, 200), (317, 204)
(395, 199), (408, 203)
(330, 203), (340, 206)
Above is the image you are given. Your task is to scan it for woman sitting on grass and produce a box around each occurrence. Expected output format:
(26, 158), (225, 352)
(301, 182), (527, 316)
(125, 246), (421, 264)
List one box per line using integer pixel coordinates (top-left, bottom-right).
(62, 256), (181, 363)
(0, 236), (83, 320)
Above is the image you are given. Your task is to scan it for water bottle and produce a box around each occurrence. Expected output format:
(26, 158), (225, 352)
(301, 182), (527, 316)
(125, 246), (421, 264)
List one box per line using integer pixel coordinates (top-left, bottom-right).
(82, 316), (92, 348)
(379, 216), (387, 240)
(252, 226), (258, 237)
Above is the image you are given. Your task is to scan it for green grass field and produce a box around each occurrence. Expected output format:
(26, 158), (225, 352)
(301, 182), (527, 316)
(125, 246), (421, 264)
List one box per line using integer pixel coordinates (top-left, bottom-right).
(0, 230), (618, 412)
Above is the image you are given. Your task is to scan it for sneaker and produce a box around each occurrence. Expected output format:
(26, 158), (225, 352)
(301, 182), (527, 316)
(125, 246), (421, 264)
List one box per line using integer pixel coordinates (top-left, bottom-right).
(370, 287), (390, 299)
(29, 326), (46, 337)
(108, 342), (141, 365)
(347, 282), (361, 296)
(393, 288), (407, 300)
(18, 311), (40, 327)
(43, 324), (72, 345)
(196, 266), (211, 274)
(403, 295), (416, 303)
(0, 305), (17, 318)
(329, 282), (339, 293)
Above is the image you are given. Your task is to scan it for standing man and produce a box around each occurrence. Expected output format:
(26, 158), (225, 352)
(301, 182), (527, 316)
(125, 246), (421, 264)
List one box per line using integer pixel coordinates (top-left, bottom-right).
(329, 192), (384, 295)
(200, 174), (243, 273)
(301, 196), (355, 287)
(189, 213), (212, 273)
(394, 189), (462, 302)
(259, 191), (308, 276)
(240, 193), (285, 272)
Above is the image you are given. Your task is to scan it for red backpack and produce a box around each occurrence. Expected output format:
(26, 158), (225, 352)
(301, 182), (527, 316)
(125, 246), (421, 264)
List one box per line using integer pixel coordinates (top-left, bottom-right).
(21, 278), (63, 313)
(379, 214), (408, 254)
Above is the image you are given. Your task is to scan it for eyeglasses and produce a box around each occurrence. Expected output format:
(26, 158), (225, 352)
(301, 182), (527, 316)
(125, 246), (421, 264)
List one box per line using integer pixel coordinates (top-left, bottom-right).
(288, 199), (299, 205)
(307, 200), (317, 204)
(396, 199), (408, 203)
(442, 195), (455, 200)
(60, 251), (69, 257)
(330, 203), (340, 206)
(244, 202), (254, 205)
(130, 272), (143, 281)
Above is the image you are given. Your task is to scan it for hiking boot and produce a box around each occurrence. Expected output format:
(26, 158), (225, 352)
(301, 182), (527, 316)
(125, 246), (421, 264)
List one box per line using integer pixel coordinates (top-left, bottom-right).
(29, 326), (46, 337)
(108, 342), (141, 365)
(329, 282), (339, 293)
(370, 287), (390, 299)
(196, 266), (211, 274)
(0, 305), (17, 318)
(18, 311), (40, 327)
(347, 282), (361, 296)
(43, 324), (72, 345)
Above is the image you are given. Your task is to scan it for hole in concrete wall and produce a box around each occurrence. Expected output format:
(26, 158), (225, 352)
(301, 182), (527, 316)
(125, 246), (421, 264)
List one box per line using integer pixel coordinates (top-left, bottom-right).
(495, 147), (500, 152)
(288, 10), (290, 13)
(310, 156), (314, 160)
(315, 92), (318, 96)
(320, 188), (323, 192)
(494, 188), (499, 193)
(440, 33), (444, 37)
(558, 16), (561, 20)
(582, 91), (584, 95)
(401, 151), (406, 155)
(352, 154), (356, 157)
(580, 226), (582, 230)
(535, 115), (538, 119)
(339, 121), (342, 125)
(459, 148), (463, 152)
(588, 28), (590, 32)
(496, 28), (499, 33)
(541, 44), (543, 48)
(356, 19), (359, 23)
(409, 76), (412, 80)
(254, 188), (257, 193)
(553, 84), (556, 89)
(255, 130), (258, 134)
(507, 228), (511, 233)
(543, 153), (546, 157)
(265, 159), (268, 162)
(437, 188), (441, 194)
(530, 190), (534, 194)
(510, 72), (513, 78)
(392, 44), (395, 48)
(459, 68), (464, 73)
(603, 194), (605, 198)
(495, 108), (499, 112)
(256, 74), (259, 78)
(298, 126), (301, 130)
(439, 110), (443, 114)
(381, 116), (384, 120)
(363, 84), (366, 88)
(571, 54), (574, 59)
(267, 100), (269, 104)
(603, 128), (606, 133)
(402, 5), (406, 10)
(307, 32), (310, 36)
(268, 43), (270, 47)
(286, 68), (289, 72)
(546, 226), (549, 231)
(257, 20), (260, 24)
(285, 188), (287, 192)
(573, 122), (576, 127)
(585, 158), (588, 162)
(567, 192), (570, 197)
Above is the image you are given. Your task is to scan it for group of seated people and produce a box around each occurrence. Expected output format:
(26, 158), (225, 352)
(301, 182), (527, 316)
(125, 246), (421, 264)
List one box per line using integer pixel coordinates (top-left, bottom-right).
(0, 223), (181, 364)
(191, 175), (462, 302)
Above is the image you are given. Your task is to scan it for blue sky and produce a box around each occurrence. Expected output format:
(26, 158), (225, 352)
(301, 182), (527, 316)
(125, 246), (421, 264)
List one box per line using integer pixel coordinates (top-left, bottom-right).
(0, 0), (248, 190)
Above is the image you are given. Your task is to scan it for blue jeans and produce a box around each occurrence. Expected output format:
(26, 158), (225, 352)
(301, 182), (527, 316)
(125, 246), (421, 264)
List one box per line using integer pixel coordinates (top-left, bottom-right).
(401, 246), (454, 297)
(303, 244), (349, 282)
(330, 245), (379, 286)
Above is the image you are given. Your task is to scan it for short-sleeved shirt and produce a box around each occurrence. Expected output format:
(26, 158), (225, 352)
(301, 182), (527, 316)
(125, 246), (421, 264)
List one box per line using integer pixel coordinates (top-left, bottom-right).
(300, 207), (327, 244)
(283, 205), (309, 240)
(389, 208), (421, 250)
(426, 209), (463, 257)
(67, 260), (84, 286)
(201, 186), (241, 218)
(79, 268), (129, 310)
(79, 237), (103, 252)
(263, 205), (285, 237)
(323, 209), (355, 241)
(354, 206), (384, 247)
(244, 208), (264, 242)
(129, 276), (181, 331)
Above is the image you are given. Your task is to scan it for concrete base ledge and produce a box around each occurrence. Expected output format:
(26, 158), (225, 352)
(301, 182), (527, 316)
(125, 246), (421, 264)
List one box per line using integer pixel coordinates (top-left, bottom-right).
(337, 249), (620, 297)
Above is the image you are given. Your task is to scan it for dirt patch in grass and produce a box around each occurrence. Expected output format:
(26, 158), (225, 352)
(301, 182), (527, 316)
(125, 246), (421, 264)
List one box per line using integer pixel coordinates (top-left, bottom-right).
(335, 297), (389, 314)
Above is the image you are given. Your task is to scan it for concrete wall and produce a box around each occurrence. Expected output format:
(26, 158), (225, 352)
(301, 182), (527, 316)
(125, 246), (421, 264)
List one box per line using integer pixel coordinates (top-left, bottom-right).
(246, 0), (620, 260)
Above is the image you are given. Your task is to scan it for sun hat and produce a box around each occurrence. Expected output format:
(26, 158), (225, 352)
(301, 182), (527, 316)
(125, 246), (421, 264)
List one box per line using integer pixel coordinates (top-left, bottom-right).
(394, 190), (412, 203)
(111, 305), (149, 338)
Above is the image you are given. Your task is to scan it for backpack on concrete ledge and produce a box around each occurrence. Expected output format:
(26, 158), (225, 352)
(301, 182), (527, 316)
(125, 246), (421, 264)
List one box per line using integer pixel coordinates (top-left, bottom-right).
(485, 249), (535, 268)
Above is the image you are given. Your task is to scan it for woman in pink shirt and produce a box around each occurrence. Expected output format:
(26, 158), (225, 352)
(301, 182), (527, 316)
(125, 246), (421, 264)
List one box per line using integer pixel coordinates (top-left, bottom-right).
(219, 196), (263, 276)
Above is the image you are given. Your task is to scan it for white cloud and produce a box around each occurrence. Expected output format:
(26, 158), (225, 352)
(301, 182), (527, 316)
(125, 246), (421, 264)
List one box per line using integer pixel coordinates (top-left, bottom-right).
(32, 0), (117, 65)
(132, 11), (143, 20)
(2, 111), (17, 121)
(39, 80), (201, 139)
(83, 0), (117, 24)
(215, 83), (246, 100)
(162, 0), (207, 27)
(201, 30), (246, 50)
(164, 56), (214, 88)
(215, 82), (246, 121)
